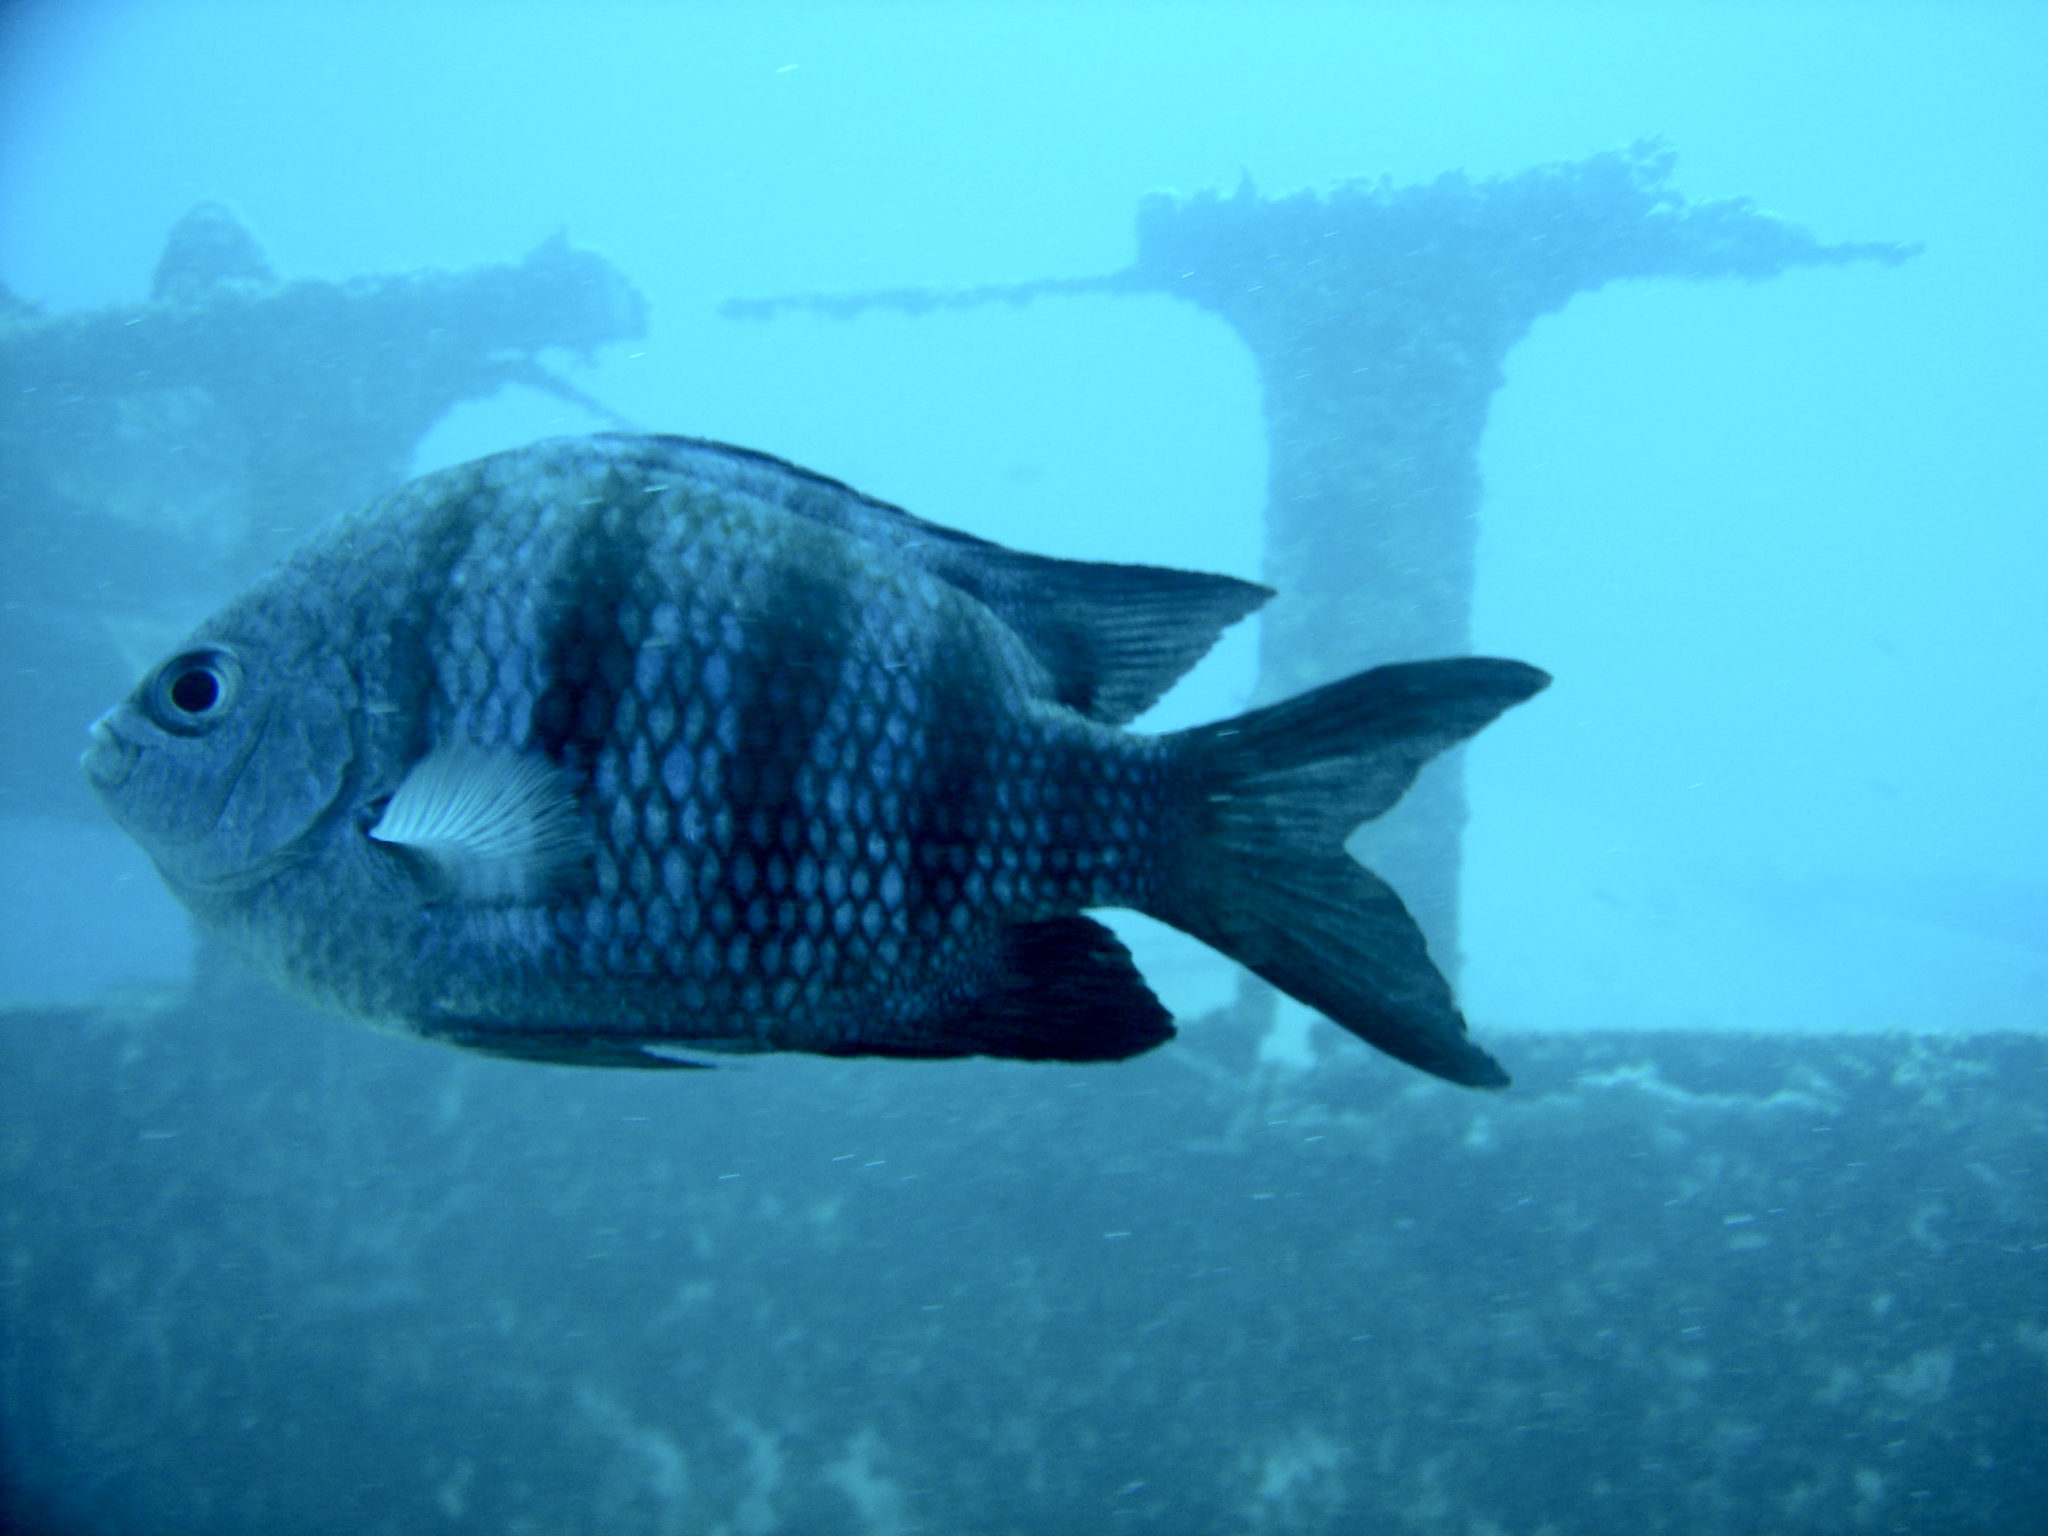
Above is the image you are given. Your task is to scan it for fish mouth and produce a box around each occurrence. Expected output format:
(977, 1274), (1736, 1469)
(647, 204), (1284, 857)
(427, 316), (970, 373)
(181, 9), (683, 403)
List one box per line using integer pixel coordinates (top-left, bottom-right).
(80, 714), (137, 791)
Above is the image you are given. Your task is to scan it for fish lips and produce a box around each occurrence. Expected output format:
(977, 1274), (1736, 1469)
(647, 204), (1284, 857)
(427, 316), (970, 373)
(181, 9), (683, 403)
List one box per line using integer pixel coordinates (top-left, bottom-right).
(81, 714), (137, 791)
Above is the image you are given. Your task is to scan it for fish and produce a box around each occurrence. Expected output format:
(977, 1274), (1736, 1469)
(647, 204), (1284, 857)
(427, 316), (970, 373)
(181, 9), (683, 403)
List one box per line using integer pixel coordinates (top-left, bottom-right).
(82, 433), (1547, 1087)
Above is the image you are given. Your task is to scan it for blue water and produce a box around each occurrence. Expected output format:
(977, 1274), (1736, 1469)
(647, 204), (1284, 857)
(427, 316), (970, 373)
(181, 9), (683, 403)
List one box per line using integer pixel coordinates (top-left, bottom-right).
(1, 5), (2042, 1533)
(5, 0), (2042, 1035)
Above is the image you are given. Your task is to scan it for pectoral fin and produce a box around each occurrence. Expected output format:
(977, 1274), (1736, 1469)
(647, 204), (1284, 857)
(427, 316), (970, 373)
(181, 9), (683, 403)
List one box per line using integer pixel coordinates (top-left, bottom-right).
(369, 744), (590, 903)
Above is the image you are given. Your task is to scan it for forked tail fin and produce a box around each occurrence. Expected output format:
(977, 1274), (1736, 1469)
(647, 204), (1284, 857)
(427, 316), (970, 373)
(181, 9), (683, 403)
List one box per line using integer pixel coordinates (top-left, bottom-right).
(1147, 658), (1549, 1088)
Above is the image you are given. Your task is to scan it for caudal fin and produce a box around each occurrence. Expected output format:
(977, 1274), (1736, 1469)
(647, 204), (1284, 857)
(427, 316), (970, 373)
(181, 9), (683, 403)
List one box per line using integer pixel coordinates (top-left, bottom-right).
(1147, 658), (1549, 1088)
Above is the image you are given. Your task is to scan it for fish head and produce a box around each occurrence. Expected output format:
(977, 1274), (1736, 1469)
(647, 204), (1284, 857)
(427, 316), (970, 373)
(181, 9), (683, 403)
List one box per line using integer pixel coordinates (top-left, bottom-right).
(83, 630), (356, 898)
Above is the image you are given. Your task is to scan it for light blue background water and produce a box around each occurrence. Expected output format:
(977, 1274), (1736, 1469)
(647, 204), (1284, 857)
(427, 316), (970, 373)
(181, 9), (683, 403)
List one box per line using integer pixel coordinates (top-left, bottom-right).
(2, 1), (2042, 1037)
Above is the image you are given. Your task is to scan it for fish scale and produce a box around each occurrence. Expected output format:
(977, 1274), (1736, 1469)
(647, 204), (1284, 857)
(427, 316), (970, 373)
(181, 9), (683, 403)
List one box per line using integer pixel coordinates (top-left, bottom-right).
(395, 457), (1151, 1048)
(86, 432), (1547, 1086)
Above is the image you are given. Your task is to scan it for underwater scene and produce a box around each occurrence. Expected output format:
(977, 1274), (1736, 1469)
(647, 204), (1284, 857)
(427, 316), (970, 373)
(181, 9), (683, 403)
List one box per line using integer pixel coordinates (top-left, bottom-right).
(1, 4), (2043, 1533)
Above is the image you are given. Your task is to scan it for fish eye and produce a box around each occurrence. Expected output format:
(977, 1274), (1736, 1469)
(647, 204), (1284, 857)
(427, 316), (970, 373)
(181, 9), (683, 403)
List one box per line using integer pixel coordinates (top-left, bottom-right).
(146, 647), (242, 734)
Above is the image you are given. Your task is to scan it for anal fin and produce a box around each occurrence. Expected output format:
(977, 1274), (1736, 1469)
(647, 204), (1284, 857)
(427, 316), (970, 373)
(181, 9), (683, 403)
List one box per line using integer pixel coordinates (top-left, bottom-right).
(846, 916), (1175, 1063)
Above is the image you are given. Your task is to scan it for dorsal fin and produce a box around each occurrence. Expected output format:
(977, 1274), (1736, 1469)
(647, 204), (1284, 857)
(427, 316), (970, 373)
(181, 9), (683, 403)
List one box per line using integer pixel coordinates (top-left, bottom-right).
(913, 544), (1271, 725)
(597, 434), (1273, 725)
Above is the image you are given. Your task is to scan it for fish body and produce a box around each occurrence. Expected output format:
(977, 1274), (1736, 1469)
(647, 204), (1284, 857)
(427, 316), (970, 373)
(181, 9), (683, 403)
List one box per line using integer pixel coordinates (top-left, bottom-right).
(84, 434), (1545, 1086)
